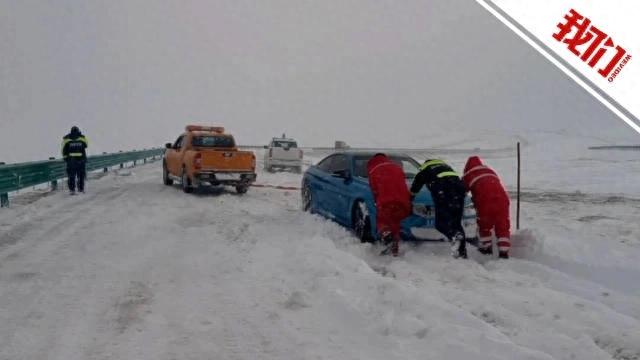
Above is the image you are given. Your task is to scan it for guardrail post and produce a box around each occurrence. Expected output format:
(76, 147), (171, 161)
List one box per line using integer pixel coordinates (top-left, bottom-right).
(103, 152), (109, 173)
(0, 161), (6, 207)
(49, 157), (58, 190)
(516, 142), (521, 230)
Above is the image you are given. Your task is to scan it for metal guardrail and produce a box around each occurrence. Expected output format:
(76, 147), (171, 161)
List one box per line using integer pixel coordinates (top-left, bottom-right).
(0, 148), (164, 207)
(240, 145), (516, 154)
(588, 145), (640, 150)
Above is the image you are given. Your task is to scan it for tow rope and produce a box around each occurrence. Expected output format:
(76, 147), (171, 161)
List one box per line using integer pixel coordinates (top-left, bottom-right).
(251, 183), (301, 191)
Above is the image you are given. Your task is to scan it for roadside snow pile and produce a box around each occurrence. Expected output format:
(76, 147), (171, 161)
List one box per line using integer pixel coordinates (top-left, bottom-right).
(242, 215), (556, 360)
(510, 228), (544, 259)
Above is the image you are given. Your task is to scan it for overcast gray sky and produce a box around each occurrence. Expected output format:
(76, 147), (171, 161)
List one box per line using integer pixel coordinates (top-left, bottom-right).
(1, 0), (636, 162)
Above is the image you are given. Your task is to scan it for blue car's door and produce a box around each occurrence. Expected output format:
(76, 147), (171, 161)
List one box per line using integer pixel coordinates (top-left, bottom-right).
(309, 154), (342, 215)
(321, 154), (353, 225)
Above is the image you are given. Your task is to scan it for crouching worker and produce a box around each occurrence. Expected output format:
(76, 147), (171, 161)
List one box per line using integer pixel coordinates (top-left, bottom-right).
(62, 126), (89, 195)
(462, 156), (511, 258)
(367, 154), (412, 256)
(411, 159), (467, 258)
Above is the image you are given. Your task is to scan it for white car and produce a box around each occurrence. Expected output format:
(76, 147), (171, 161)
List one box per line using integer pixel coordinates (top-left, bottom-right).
(264, 137), (303, 173)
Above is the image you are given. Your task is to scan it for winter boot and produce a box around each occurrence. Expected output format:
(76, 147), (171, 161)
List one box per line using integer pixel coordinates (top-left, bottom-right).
(382, 231), (393, 246)
(478, 246), (493, 255)
(450, 232), (467, 259)
(379, 232), (395, 256)
(457, 245), (468, 259)
(497, 238), (511, 259)
(477, 237), (493, 255)
(391, 238), (400, 257)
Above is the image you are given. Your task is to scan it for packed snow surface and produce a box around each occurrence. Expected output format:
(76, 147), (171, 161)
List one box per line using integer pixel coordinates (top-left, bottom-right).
(1, 152), (639, 360)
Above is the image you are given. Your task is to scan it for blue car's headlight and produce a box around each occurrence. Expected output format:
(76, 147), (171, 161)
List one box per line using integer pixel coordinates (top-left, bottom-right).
(413, 204), (433, 218)
(463, 201), (476, 217)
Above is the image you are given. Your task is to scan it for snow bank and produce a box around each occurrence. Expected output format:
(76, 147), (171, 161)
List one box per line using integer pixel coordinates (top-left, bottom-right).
(1, 162), (639, 360)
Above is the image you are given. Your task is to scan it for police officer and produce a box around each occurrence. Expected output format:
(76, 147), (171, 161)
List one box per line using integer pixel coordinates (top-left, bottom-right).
(410, 159), (467, 258)
(61, 126), (88, 194)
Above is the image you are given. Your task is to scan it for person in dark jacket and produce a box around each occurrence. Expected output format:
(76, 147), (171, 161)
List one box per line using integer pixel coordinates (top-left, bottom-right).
(410, 159), (467, 258)
(61, 126), (88, 194)
(367, 154), (412, 256)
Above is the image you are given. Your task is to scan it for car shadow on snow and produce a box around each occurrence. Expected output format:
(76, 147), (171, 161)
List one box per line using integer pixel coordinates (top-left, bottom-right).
(189, 186), (246, 197)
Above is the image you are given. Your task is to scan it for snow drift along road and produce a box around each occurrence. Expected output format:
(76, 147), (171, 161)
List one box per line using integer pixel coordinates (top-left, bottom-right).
(1, 160), (639, 360)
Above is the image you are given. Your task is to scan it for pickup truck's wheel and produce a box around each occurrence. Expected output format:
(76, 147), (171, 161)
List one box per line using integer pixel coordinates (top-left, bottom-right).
(181, 170), (194, 193)
(235, 184), (249, 194)
(301, 183), (313, 212)
(353, 201), (374, 243)
(163, 163), (173, 186)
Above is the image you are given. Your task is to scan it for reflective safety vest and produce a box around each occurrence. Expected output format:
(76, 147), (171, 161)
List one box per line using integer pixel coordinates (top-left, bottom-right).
(410, 158), (460, 195)
(419, 159), (458, 178)
(62, 136), (88, 159)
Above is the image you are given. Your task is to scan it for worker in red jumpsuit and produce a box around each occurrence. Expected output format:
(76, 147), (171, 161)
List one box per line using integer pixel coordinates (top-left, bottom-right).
(367, 154), (412, 256)
(462, 156), (511, 258)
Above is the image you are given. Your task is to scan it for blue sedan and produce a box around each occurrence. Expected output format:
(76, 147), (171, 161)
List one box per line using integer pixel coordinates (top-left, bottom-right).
(301, 152), (477, 242)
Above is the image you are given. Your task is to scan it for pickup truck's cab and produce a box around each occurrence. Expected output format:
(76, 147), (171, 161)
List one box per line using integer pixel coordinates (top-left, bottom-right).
(263, 136), (303, 173)
(163, 125), (257, 194)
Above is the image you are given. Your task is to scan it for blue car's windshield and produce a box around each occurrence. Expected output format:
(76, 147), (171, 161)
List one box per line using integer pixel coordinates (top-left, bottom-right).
(353, 156), (421, 179)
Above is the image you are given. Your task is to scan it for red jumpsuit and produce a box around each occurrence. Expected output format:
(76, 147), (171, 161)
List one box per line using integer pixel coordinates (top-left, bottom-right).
(462, 156), (511, 255)
(367, 154), (412, 255)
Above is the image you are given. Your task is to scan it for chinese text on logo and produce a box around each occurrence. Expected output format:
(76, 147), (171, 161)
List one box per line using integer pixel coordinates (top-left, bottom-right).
(553, 9), (632, 82)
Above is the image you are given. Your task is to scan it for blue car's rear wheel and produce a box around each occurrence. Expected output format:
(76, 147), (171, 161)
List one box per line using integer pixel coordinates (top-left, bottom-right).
(353, 201), (374, 243)
(302, 183), (313, 212)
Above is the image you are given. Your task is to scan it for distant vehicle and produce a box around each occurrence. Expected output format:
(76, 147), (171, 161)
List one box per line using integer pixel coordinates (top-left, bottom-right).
(163, 125), (257, 194)
(301, 152), (477, 242)
(263, 135), (303, 173)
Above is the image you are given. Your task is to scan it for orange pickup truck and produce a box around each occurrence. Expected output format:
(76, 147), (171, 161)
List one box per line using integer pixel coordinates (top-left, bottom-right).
(163, 125), (257, 194)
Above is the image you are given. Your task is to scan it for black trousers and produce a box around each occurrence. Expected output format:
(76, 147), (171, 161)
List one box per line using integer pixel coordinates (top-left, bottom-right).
(66, 159), (86, 192)
(431, 178), (466, 240)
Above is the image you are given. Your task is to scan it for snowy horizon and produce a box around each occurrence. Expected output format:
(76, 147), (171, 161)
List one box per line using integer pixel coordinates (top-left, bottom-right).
(2, 0), (639, 164)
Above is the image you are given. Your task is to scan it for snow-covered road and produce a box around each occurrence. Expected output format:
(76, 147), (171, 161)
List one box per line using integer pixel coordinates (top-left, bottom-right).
(1, 159), (639, 360)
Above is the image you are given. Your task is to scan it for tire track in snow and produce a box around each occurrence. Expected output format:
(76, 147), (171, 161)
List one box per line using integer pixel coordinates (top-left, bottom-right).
(0, 168), (158, 360)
